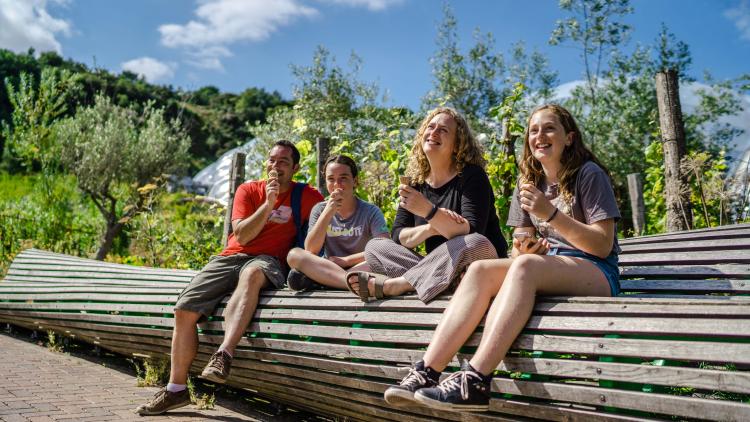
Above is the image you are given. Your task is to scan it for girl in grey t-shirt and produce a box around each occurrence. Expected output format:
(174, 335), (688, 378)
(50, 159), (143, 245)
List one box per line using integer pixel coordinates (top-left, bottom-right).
(384, 104), (621, 411)
(286, 155), (389, 291)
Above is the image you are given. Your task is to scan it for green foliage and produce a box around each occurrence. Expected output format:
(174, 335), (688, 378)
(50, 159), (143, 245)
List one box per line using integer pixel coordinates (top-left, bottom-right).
(0, 173), (101, 277)
(423, 4), (558, 133)
(55, 94), (191, 259)
(188, 378), (215, 410)
(487, 83), (527, 237)
(248, 47), (416, 226)
(132, 357), (170, 387)
(46, 330), (64, 353)
(0, 48), (287, 171)
(1, 68), (79, 171)
(125, 190), (224, 270)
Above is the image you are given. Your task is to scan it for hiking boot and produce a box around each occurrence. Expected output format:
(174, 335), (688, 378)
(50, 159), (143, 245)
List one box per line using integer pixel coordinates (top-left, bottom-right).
(135, 387), (190, 415)
(200, 350), (232, 383)
(383, 360), (440, 407)
(287, 269), (316, 291)
(414, 360), (491, 411)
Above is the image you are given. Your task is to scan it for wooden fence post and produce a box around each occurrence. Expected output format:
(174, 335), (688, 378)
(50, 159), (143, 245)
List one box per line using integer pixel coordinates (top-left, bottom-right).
(655, 70), (692, 232)
(316, 137), (330, 197)
(223, 152), (246, 247)
(627, 173), (646, 235)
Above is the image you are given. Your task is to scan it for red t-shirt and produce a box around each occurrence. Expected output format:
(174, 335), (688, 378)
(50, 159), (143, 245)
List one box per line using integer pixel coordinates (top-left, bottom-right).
(220, 181), (324, 264)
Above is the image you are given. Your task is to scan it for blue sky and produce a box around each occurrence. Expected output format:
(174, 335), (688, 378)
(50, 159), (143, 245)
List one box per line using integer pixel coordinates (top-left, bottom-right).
(1, 0), (749, 110)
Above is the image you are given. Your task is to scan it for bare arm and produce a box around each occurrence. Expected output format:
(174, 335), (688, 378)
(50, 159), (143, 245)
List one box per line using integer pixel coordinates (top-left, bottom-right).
(519, 183), (614, 258)
(304, 204), (336, 254)
(398, 224), (438, 249)
(233, 177), (279, 245)
(232, 202), (274, 245)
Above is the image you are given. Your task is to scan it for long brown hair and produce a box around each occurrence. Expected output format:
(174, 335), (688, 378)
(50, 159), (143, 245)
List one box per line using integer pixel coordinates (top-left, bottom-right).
(405, 107), (486, 185)
(520, 104), (610, 202)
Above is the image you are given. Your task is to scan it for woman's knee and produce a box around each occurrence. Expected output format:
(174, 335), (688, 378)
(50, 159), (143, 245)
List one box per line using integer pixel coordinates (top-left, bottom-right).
(463, 233), (497, 259)
(507, 254), (544, 286)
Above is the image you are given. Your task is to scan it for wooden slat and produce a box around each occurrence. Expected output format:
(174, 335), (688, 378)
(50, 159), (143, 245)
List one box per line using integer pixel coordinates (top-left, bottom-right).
(620, 264), (750, 278)
(493, 378), (750, 421)
(618, 250), (750, 265)
(619, 224), (750, 245)
(499, 358), (750, 394)
(620, 279), (750, 293)
(620, 237), (750, 253)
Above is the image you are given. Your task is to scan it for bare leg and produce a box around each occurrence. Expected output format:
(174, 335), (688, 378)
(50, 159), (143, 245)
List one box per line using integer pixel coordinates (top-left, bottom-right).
(469, 254), (611, 375)
(287, 248), (348, 290)
(169, 309), (202, 384)
(422, 259), (511, 371)
(219, 266), (269, 355)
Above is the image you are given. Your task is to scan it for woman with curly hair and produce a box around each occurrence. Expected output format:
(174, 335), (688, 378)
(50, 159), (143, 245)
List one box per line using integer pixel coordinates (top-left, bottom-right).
(346, 107), (508, 303)
(383, 104), (621, 411)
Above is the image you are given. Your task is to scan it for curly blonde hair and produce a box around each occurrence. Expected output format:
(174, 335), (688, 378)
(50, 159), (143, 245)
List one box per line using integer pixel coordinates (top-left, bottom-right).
(519, 104), (611, 203)
(405, 107), (486, 185)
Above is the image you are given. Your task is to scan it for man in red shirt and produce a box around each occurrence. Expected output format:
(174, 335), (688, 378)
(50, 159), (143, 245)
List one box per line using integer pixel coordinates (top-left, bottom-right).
(137, 140), (323, 416)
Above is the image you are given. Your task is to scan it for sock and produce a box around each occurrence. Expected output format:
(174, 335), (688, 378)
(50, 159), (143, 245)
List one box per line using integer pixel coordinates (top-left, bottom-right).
(218, 347), (233, 358)
(166, 383), (187, 393)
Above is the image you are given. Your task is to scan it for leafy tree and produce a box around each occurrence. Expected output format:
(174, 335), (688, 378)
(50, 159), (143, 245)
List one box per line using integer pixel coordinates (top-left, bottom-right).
(550, 0), (633, 108)
(423, 4), (558, 133)
(55, 94), (190, 259)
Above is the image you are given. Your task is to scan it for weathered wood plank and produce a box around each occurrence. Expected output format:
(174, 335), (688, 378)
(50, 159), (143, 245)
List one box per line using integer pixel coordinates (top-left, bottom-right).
(493, 378), (750, 421)
(618, 250), (750, 265)
(500, 358), (750, 394)
(620, 264), (750, 278)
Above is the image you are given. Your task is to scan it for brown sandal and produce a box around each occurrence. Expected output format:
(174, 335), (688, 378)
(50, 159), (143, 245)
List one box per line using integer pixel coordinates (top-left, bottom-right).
(346, 271), (388, 302)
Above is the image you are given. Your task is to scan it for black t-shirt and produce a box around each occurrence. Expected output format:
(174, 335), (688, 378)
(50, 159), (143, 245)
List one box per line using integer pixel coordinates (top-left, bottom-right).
(391, 164), (508, 258)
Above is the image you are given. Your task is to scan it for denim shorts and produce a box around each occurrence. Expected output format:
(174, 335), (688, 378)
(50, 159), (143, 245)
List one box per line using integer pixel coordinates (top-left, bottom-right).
(547, 248), (620, 296)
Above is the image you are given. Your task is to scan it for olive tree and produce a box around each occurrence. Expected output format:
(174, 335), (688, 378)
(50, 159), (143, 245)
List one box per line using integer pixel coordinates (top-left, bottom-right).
(56, 94), (190, 259)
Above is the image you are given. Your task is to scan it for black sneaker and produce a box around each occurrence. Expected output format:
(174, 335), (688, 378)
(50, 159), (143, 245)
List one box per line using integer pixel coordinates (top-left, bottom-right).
(383, 360), (440, 407)
(414, 360), (491, 411)
(287, 269), (316, 291)
(135, 387), (191, 415)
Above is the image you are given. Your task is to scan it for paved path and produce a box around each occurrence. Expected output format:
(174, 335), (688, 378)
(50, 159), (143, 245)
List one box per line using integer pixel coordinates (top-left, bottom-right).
(0, 333), (279, 422)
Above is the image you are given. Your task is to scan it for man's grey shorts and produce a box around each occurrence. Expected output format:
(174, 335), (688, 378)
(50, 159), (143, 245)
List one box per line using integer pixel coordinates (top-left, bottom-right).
(174, 253), (286, 320)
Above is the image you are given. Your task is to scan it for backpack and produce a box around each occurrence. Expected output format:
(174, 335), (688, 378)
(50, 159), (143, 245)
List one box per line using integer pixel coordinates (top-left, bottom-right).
(290, 182), (325, 256)
(290, 182), (308, 249)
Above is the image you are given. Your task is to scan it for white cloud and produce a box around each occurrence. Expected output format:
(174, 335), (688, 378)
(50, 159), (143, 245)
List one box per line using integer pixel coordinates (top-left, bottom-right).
(159, 0), (318, 70)
(725, 0), (750, 41)
(319, 0), (404, 11)
(0, 0), (71, 54)
(121, 57), (176, 83)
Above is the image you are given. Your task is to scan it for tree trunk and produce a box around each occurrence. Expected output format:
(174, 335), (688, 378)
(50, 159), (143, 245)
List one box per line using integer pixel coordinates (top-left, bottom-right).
(655, 70), (692, 232)
(95, 220), (123, 260)
(627, 173), (646, 236)
(316, 137), (330, 197)
(223, 152), (246, 248)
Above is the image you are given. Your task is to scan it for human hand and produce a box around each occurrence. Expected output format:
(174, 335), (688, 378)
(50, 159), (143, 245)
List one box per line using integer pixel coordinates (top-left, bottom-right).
(328, 256), (349, 268)
(398, 184), (432, 217)
(441, 208), (466, 225)
(519, 184), (556, 221)
(266, 171), (279, 205)
(512, 235), (550, 255)
(326, 188), (344, 212)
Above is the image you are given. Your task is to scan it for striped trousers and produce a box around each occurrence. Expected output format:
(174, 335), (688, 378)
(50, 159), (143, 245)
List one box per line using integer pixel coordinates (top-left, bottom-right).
(364, 233), (498, 303)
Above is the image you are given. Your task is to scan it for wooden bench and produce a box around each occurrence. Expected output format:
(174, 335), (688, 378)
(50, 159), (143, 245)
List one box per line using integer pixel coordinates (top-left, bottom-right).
(1, 223), (749, 421)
